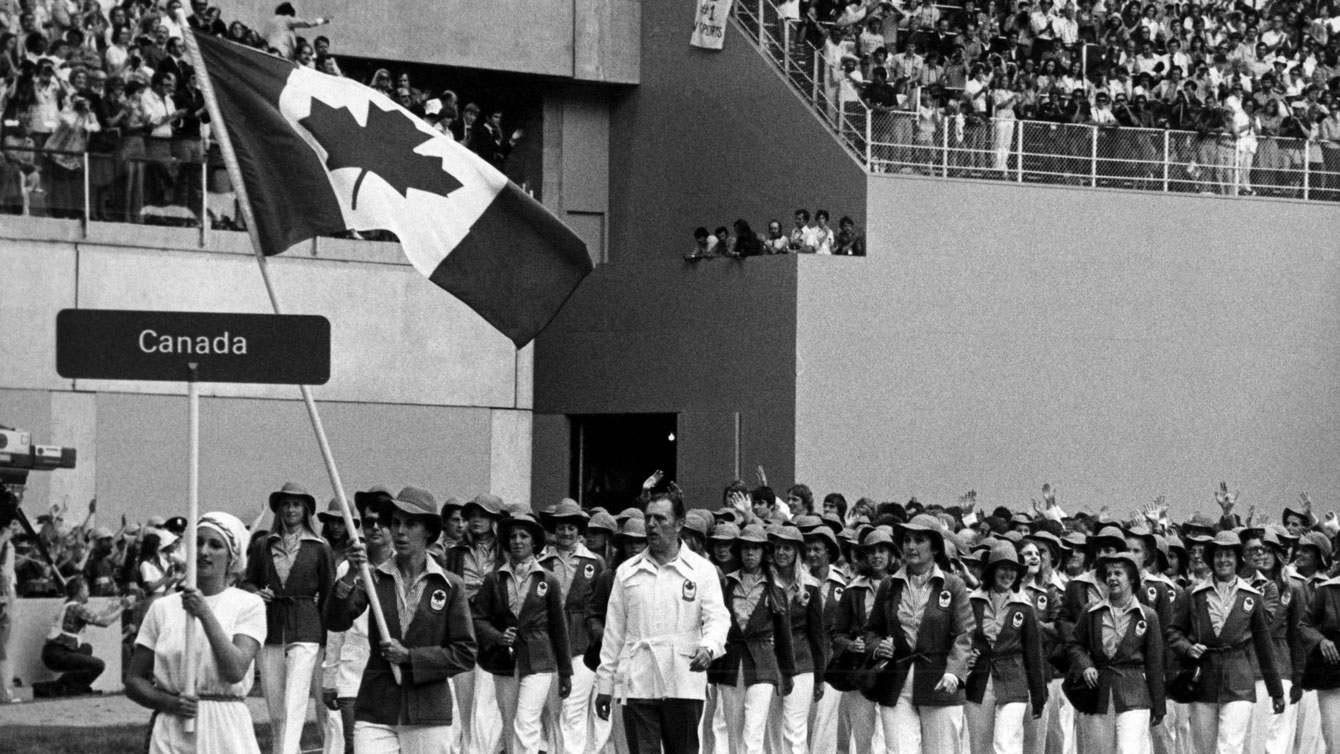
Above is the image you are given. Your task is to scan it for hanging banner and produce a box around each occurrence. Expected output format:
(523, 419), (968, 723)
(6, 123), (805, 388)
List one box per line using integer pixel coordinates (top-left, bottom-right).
(690, 0), (734, 50)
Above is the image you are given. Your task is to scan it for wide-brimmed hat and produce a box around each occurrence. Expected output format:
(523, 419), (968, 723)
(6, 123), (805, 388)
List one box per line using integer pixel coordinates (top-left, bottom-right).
(1097, 551), (1142, 582)
(895, 514), (945, 553)
(737, 524), (769, 545)
(1127, 525), (1163, 569)
(819, 512), (844, 536)
(860, 527), (897, 551)
(804, 526), (841, 561)
(440, 496), (464, 514)
(1268, 523), (1298, 545)
(1024, 530), (1065, 564)
(1204, 529), (1244, 558)
(683, 509), (714, 539)
(499, 512), (546, 555)
(1300, 531), (1333, 567)
(90, 527), (114, 541)
(269, 482), (316, 513)
(616, 508), (645, 525)
(985, 541), (1021, 569)
(354, 485), (394, 515)
(770, 525), (805, 550)
(1282, 504), (1315, 528)
(1182, 511), (1218, 536)
(502, 501), (531, 518)
(587, 511), (618, 536)
(618, 518), (647, 541)
(463, 493), (504, 519)
(545, 499), (589, 532)
(793, 514), (824, 533)
(1086, 526), (1128, 554)
(710, 522), (741, 542)
(382, 486), (440, 522)
(317, 497), (351, 524)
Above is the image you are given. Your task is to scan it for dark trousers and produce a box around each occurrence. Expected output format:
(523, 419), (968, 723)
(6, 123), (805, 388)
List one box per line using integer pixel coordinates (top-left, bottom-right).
(337, 697), (357, 754)
(624, 698), (705, 754)
(41, 641), (105, 694)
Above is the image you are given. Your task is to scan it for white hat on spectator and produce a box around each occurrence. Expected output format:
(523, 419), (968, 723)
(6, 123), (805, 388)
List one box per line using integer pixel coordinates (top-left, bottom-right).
(424, 98), (443, 116)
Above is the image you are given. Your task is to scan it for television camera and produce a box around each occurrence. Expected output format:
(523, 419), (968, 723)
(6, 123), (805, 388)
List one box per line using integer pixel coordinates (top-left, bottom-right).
(1, 425), (78, 586)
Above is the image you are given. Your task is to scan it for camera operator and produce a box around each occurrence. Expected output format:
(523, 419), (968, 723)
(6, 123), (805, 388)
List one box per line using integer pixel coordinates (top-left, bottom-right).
(1, 512), (17, 704)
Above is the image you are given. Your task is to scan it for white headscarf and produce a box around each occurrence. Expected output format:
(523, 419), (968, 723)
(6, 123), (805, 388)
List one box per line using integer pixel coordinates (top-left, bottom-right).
(198, 511), (250, 578)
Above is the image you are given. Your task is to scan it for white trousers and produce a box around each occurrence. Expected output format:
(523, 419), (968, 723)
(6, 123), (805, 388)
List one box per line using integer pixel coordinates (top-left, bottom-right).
(720, 669), (776, 754)
(1248, 680), (1274, 754)
(880, 669), (964, 754)
(1045, 678), (1076, 754)
(545, 658), (594, 754)
(1023, 678), (1052, 754)
(1301, 690), (1328, 754)
(260, 642), (321, 754)
(1076, 707), (1151, 754)
(1191, 700), (1254, 754)
(355, 721), (453, 754)
(777, 672), (814, 754)
(701, 682), (721, 754)
(1268, 682), (1301, 754)
(809, 682), (843, 754)
(1316, 688), (1340, 754)
(458, 665), (503, 754)
(841, 690), (880, 754)
(495, 670), (553, 754)
(1169, 703), (1192, 754)
(966, 677), (1026, 754)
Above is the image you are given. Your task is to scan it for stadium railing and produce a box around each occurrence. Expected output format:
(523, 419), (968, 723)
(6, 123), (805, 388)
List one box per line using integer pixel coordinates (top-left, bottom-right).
(732, 0), (1339, 202)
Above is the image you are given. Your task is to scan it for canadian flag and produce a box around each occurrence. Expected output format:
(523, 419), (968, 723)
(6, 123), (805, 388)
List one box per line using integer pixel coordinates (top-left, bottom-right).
(192, 33), (592, 348)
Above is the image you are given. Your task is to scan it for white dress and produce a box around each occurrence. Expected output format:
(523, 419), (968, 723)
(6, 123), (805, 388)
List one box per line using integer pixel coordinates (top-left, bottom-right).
(136, 588), (268, 754)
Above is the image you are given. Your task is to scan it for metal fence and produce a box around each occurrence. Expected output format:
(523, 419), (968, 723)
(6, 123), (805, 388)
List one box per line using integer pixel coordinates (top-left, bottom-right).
(0, 141), (238, 231)
(733, 0), (1340, 202)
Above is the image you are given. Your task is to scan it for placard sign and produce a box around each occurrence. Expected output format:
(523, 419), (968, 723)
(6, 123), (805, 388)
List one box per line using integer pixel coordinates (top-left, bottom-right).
(56, 309), (330, 384)
(690, 0), (734, 50)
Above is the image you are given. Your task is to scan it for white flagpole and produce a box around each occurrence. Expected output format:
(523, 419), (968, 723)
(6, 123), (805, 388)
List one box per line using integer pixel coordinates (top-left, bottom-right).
(183, 363), (200, 735)
(177, 14), (401, 684)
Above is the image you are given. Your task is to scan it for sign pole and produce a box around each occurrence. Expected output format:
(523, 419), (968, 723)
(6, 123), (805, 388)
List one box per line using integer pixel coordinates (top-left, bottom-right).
(177, 16), (400, 684)
(183, 363), (200, 735)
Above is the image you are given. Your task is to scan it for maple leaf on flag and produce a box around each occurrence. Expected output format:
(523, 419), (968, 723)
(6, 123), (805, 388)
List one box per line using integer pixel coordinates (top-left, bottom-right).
(298, 98), (463, 210)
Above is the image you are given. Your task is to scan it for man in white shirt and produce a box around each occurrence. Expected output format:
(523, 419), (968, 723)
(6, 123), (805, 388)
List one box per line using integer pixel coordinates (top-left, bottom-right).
(595, 495), (730, 754)
(1030, 0), (1060, 60)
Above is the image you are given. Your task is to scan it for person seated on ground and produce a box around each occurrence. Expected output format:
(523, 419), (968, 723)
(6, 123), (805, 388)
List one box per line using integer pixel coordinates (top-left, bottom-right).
(36, 575), (133, 697)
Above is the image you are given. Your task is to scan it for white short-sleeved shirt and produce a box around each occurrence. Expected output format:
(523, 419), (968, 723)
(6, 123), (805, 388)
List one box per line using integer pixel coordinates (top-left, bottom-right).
(136, 588), (267, 697)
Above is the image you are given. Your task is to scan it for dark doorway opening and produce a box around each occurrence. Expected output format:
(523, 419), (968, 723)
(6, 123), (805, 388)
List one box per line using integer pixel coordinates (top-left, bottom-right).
(570, 414), (677, 512)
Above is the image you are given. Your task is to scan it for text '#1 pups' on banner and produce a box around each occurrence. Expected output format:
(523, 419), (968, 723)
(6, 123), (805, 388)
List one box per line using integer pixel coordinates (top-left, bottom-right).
(191, 33), (592, 348)
(690, 0), (734, 50)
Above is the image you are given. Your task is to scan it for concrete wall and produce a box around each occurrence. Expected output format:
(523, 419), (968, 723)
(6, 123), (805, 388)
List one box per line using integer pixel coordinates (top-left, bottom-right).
(1, 219), (532, 526)
(792, 176), (1340, 521)
(543, 87), (613, 265)
(227, 0), (639, 83)
(607, 0), (867, 263)
(533, 258), (801, 510)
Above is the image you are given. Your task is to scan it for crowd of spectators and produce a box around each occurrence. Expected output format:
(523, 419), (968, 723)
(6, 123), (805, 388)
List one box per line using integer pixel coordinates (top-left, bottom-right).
(770, 0), (1340, 197)
(687, 207), (867, 259)
(0, 0), (529, 226)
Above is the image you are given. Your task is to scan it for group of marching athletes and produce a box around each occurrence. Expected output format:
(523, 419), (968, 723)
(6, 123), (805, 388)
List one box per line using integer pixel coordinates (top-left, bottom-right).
(120, 478), (1340, 754)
